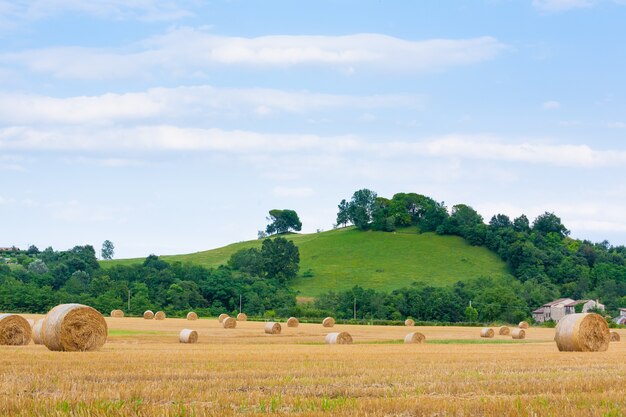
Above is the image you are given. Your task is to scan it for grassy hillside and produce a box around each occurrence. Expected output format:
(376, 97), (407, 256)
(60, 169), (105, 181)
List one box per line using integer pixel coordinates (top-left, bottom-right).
(102, 227), (513, 297)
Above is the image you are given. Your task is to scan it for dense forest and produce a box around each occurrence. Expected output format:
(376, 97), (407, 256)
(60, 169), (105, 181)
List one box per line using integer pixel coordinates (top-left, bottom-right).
(1, 189), (625, 324)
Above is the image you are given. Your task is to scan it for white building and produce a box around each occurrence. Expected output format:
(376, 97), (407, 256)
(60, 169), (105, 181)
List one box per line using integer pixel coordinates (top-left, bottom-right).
(532, 298), (605, 323)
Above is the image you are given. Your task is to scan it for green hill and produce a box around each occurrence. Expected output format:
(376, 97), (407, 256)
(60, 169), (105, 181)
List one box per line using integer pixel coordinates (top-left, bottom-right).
(102, 227), (513, 297)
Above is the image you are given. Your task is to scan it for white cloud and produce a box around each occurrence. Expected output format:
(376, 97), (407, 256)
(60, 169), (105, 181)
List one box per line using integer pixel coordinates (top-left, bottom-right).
(0, 28), (506, 79)
(272, 186), (315, 198)
(606, 122), (626, 128)
(542, 100), (561, 110)
(0, 87), (422, 125)
(532, 0), (595, 12)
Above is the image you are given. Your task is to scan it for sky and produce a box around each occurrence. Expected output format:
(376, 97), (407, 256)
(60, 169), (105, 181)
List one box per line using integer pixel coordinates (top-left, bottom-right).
(1, 0), (625, 258)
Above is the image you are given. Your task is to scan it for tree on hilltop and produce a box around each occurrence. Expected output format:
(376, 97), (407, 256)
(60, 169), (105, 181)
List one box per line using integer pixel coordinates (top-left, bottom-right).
(266, 209), (302, 235)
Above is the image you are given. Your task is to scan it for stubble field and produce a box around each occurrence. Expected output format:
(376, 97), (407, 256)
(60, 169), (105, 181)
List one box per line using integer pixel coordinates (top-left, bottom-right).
(1, 316), (625, 416)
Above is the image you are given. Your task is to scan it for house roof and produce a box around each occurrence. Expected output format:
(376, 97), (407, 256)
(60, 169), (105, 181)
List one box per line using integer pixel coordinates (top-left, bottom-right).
(543, 298), (574, 307)
(532, 308), (544, 313)
(564, 300), (587, 307)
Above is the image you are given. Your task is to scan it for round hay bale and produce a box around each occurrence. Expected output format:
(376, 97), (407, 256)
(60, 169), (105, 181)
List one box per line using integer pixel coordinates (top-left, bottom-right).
(404, 332), (426, 344)
(610, 331), (620, 342)
(154, 311), (166, 320)
(237, 313), (247, 321)
(554, 313), (610, 352)
(186, 312), (198, 321)
(480, 327), (495, 338)
(42, 304), (107, 352)
(218, 313), (229, 323)
(287, 317), (299, 327)
(518, 321), (529, 329)
(404, 319), (415, 327)
(511, 328), (526, 339)
(110, 309), (124, 318)
(322, 317), (335, 328)
(325, 332), (352, 344)
(143, 310), (154, 320)
(498, 326), (510, 336)
(26, 318), (35, 328)
(32, 319), (45, 345)
(222, 316), (237, 329)
(179, 329), (198, 344)
(264, 322), (281, 335)
(0, 314), (31, 345)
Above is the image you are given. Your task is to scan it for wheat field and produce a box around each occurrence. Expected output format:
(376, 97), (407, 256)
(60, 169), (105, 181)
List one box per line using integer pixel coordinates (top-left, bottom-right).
(1, 315), (625, 416)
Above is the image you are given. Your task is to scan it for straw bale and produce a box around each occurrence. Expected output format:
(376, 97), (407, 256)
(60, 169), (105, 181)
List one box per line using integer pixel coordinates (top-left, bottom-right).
(154, 311), (166, 320)
(0, 314), (31, 345)
(554, 313), (609, 352)
(42, 304), (107, 351)
(518, 321), (529, 329)
(32, 319), (45, 345)
(264, 322), (281, 335)
(236, 313), (247, 321)
(143, 310), (154, 320)
(287, 317), (299, 327)
(26, 318), (35, 328)
(480, 327), (495, 338)
(218, 313), (229, 323)
(325, 332), (352, 344)
(404, 319), (415, 326)
(222, 316), (237, 329)
(179, 329), (198, 344)
(511, 328), (526, 339)
(610, 331), (620, 342)
(322, 317), (335, 328)
(110, 309), (124, 318)
(498, 326), (510, 336)
(186, 312), (198, 321)
(404, 332), (426, 344)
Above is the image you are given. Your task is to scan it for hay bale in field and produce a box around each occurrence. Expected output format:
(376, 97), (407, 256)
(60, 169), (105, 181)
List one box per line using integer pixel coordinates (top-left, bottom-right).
(287, 317), (299, 327)
(179, 329), (198, 344)
(554, 313), (609, 352)
(0, 314), (31, 345)
(610, 331), (620, 342)
(110, 309), (124, 318)
(325, 332), (352, 345)
(186, 312), (198, 321)
(32, 319), (44, 345)
(518, 321), (529, 329)
(264, 322), (281, 335)
(404, 332), (426, 344)
(322, 317), (335, 328)
(42, 304), (107, 352)
(498, 326), (510, 336)
(480, 327), (495, 338)
(26, 318), (35, 328)
(222, 316), (236, 329)
(236, 313), (247, 321)
(511, 329), (526, 339)
(404, 319), (415, 326)
(218, 313), (229, 323)
(154, 311), (166, 320)
(143, 310), (154, 320)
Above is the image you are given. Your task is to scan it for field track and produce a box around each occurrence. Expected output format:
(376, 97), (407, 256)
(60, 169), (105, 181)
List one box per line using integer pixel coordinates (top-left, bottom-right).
(2, 315), (625, 416)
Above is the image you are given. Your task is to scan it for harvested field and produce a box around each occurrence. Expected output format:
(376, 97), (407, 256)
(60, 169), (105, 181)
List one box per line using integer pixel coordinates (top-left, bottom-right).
(2, 315), (626, 416)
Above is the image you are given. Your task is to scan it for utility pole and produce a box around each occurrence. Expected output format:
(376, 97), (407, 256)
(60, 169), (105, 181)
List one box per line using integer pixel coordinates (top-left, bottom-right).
(128, 289), (131, 312)
(353, 296), (357, 320)
(239, 294), (242, 313)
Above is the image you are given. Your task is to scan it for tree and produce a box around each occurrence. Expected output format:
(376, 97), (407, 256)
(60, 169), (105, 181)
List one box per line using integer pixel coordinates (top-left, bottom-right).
(101, 240), (115, 260)
(532, 212), (569, 238)
(336, 199), (350, 228)
(347, 189), (378, 230)
(265, 209), (302, 235)
(261, 237), (300, 282)
(28, 259), (49, 275)
(464, 304), (478, 322)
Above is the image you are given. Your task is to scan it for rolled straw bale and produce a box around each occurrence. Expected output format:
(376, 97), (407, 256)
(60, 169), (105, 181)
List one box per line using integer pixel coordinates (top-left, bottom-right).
(518, 321), (529, 329)
(498, 326), (510, 336)
(218, 313), (229, 323)
(511, 329), (526, 339)
(42, 304), (107, 352)
(610, 331), (620, 342)
(0, 314), (31, 345)
(154, 311), (166, 320)
(287, 317), (299, 327)
(26, 318), (35, 328)
(186, 312), (198, 321)
(179, 329), (198, 344)
(405, 319), (415, 326)
(322, 317), (335, 328)
(237, 313), (247, 321)
(480, 327), (495, 338)
(404, 332), (426, 344)
(264, 322), (281, 335)
(554, 313), (609, 352)
(32, 319), (45, 345)
(110, 309), (124, 318)
(143, 310), (154, 320)
(222, 316), (236, 329)
(325, 332), (352, 345)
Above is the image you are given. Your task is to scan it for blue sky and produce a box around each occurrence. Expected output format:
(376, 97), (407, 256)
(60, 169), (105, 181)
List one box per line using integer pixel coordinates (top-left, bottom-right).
(1, 0), (625, 258)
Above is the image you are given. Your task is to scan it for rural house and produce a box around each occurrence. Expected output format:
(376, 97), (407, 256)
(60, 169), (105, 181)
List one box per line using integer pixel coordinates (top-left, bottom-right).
(532, 298), (605, 323)
(615, 308), (626, 325)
